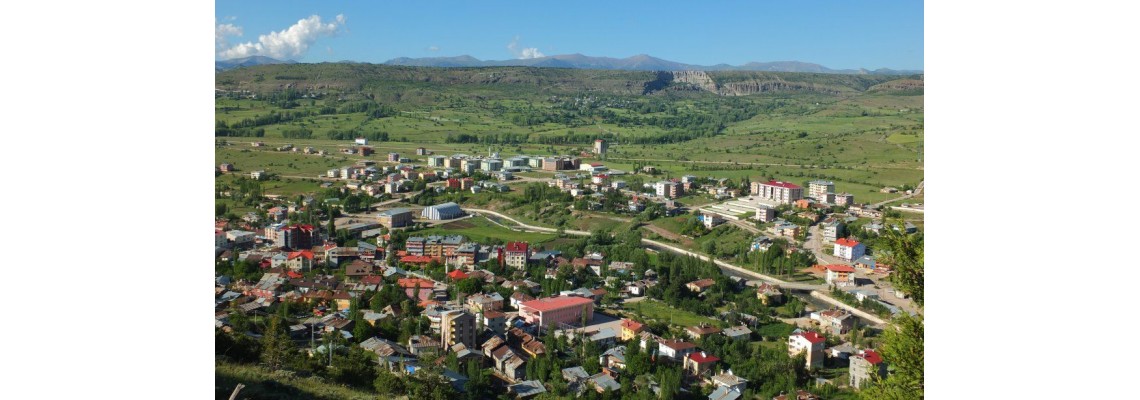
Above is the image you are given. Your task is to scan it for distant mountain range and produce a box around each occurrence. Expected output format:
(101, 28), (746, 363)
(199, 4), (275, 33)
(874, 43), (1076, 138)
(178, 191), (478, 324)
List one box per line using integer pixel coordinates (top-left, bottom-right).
(215, 53), (921, 75)
(215, 56), (296, 71)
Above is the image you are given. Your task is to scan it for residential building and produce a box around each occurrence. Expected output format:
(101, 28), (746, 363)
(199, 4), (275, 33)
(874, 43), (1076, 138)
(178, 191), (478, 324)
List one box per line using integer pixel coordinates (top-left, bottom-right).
(853, 255), (876, 272)
(518, 296), (595, 329)
(808, 180), (835, 202)
(620, 319), (645, 342)
(824, 264), (857, 287)
(821, 218), (844, 243)
(405, 236), (426, 256)
(600, 345), (627, 371)
(226, 230), (256, 247)
(722, 325), (752, 341)
(441, 310), (477, 349)
(710, 386), (743, 400)
(752, 181), (804, 205)
(466, 292), (504, 312)
(387, 153), (399, 162)
(833, 238), (866, 261)
(507, 380), (545, 398)
(814, 309), (856, 335)
(377, 208), (413, 228)
(754, 206), (776, 222)
(505, 242), (530, 269)
(772, 390), (820, 400)
(833, 193), (855, 206)
(683, 351), (720, 376)
(422, 202), (464, 220)
(658, 339), (697, 361)
(593, 139), (607, 157)
(849, 349), (886, 389)
(286, 250), (314, 271)
(655, 181), (681, 198)
(685, 324), (723, 340)
(686, 278), (716, 293)
(416, 147), (427, 156)
(711, 370), (749, 393)
(788, 331), (826, 369)
(756, 282), (783, 305)
(428, 155), (445, 167)
(482, 158), (503, 172)
(701, 212), (725, 229)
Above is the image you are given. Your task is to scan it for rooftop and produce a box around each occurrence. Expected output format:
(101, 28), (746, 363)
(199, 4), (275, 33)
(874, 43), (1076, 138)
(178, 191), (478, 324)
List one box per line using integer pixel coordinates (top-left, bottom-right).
(519, 296), (594, 312)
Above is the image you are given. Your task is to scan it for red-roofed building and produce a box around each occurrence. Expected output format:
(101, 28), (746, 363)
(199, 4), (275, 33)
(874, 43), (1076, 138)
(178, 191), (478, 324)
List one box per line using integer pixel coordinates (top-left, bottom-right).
(505, 242), (530, 269)
(658, 339), (697, 360)
(788, 331), (826, 369)
(833, 238), (866, 261)
(752, 180), (804, 204)
(683, 351), (720, 376)
(823, 264), (857, 287)
(620, 319), (645, 342)
(518, 296), (594, 329)
(400, 255), (436, 265)
(398, 278), (436, 302)
(850, 349), (887, 389)
(286, 250), (314, 271)
(447, 269), (470, 280)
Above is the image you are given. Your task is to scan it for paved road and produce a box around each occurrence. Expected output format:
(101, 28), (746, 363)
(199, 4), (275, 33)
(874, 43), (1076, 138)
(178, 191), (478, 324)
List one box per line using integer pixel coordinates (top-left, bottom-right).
(871, 180), (924, 208)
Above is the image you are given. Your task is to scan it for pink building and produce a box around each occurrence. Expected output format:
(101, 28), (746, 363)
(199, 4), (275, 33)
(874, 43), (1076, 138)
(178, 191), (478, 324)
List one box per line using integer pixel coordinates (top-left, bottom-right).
(518, 296), (594, 329)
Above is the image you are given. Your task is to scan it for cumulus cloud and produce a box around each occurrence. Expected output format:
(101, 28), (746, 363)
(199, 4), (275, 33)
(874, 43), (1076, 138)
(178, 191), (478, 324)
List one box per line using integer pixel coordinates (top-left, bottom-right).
(215, 19), (243, 54)
(427, 45), (440, 52)
(217, 14), (346, 60)
(507, 36), (545, 59)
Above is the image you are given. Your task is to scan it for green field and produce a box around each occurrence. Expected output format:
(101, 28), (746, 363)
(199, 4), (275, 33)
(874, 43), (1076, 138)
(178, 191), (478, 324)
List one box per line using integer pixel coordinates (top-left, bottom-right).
(413, 216), (558, 244)
(216, 361), (390, 400)
(621, 299), (718, 327)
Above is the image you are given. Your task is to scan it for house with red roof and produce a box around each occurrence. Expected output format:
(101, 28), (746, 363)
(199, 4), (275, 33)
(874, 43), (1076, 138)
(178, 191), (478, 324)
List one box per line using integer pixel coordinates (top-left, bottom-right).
(849, 349), (886, 389)
(398, 278), (436, 302)
(286, 250), (314, 272)
(833, 238), (866, 261)
(518, 295), (595, 329)
(823, 264), (857, 287)
(658, 339), (697, 361)
(683, 351), (720, 376)
(447, 268), (470, 281)
(685, 324), (723, 340)
(399, 255), (436, 265)
(505, 242), (530, 269)
(619, 319), (645, 342)
(788, 331), (826, 369)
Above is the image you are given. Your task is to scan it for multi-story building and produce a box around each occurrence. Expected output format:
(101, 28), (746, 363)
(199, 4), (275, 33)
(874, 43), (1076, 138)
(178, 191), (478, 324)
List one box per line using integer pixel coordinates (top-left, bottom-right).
(428, 155), (445, 167)
(387, 153), (400, 162)
(406, 236), (426, 256)
(833, 238), (866, 261)
(821, 219), (844, 243)
(518, 296), (595, 329)
(456, 242), (479, 266)
(593, 139), (607, 157)
(505, 242), (530, 269)
(849, 349), (886, 389)
(528, 157), (544, 169)
(482, 158), (503, 172)
(752, 180), (804, 204)
(824, 264), (857, 287)
(655, 181), (681, 198)
(416, 147), (428, 156)
(461, 158), (480, 172)
(814, 309), (855, 335)
(808, 180), (835, 202)
(833, 193), (855, 206)
(788, 331), (826, 369)
(441, 310), (477, 349)
(701, 212), (725, 229)
(226, 230), (256, 247)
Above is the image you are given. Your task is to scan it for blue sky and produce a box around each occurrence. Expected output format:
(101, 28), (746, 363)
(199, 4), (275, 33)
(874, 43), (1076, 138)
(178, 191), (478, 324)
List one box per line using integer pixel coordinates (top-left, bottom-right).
(215, 1), (923, 70)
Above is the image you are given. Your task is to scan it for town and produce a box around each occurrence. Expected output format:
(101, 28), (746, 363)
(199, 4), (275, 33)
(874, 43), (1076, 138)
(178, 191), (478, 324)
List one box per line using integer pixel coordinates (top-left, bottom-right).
(215, 135), (924, 400)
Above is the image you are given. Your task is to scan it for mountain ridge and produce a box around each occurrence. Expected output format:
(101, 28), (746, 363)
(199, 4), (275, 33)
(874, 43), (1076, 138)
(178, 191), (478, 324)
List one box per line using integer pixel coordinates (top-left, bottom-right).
(215, 54), (921, 75)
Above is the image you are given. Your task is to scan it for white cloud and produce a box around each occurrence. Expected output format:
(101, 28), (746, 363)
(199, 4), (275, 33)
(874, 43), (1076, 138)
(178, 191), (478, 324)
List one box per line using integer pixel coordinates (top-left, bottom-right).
(507, 36), (545, 59)
(217, 14), (346, 60)
(215, 19), (243, 54)
(427, 45), (440, 52)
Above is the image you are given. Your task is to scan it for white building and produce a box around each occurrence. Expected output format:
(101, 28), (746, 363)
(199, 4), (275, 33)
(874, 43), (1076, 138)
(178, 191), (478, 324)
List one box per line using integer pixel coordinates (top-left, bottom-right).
(422, 202), (465, 220)
(355, 138), (368, 145)
(833, 238), (866, 261)
(751, 180), (803, 204)
(226, 230), (256, 246)
(788, 331), (826, 369)
(808, 180), (835, 202)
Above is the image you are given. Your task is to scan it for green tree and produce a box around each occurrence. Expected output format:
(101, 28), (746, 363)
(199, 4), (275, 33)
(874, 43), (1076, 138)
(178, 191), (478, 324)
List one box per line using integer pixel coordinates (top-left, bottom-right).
(374, 367), (405, 395)
(260, 315), (294, 370)
(879, 226), (923, 307)
(860, 313), (924, 400)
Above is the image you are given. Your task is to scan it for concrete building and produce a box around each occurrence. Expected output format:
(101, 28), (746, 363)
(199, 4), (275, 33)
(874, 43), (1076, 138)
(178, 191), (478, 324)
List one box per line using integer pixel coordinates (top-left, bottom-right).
(701, 212), (725, 229)
(655, 181), (681, 198)
(833, 193), (855, 206)
(824, 264), (857, 287)
(593, 139), (608, 157)
(482, 158), (503, 172)
(226, 230), (256, 247)
(821, 219), (844, 243)
(752, 181), (804, 205)
(422, 202), (464, 220)
(416, 147), (427, 156)
(849, 349), (886, 389)
(833, 238), (866, 261)
(788, 331), (826, 369)
(754, 206), (777, 222)
(808, 180), (834, 202)
(428, 156), (446, 167)
(377, 208), (414, 228)
(387, 153), (400, 162)
(441, 310), (477, 349)
(518, 296), (595, 329)
(505, 242), (530, 269)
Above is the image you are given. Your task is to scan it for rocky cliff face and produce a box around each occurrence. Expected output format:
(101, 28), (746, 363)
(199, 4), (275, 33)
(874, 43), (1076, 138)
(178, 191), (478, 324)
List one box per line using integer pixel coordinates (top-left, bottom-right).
(648, 70), (842, 96)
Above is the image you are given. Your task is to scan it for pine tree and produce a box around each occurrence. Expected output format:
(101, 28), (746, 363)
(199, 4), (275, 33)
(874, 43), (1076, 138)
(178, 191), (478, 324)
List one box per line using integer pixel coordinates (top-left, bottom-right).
(260, 315), (294, 370)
